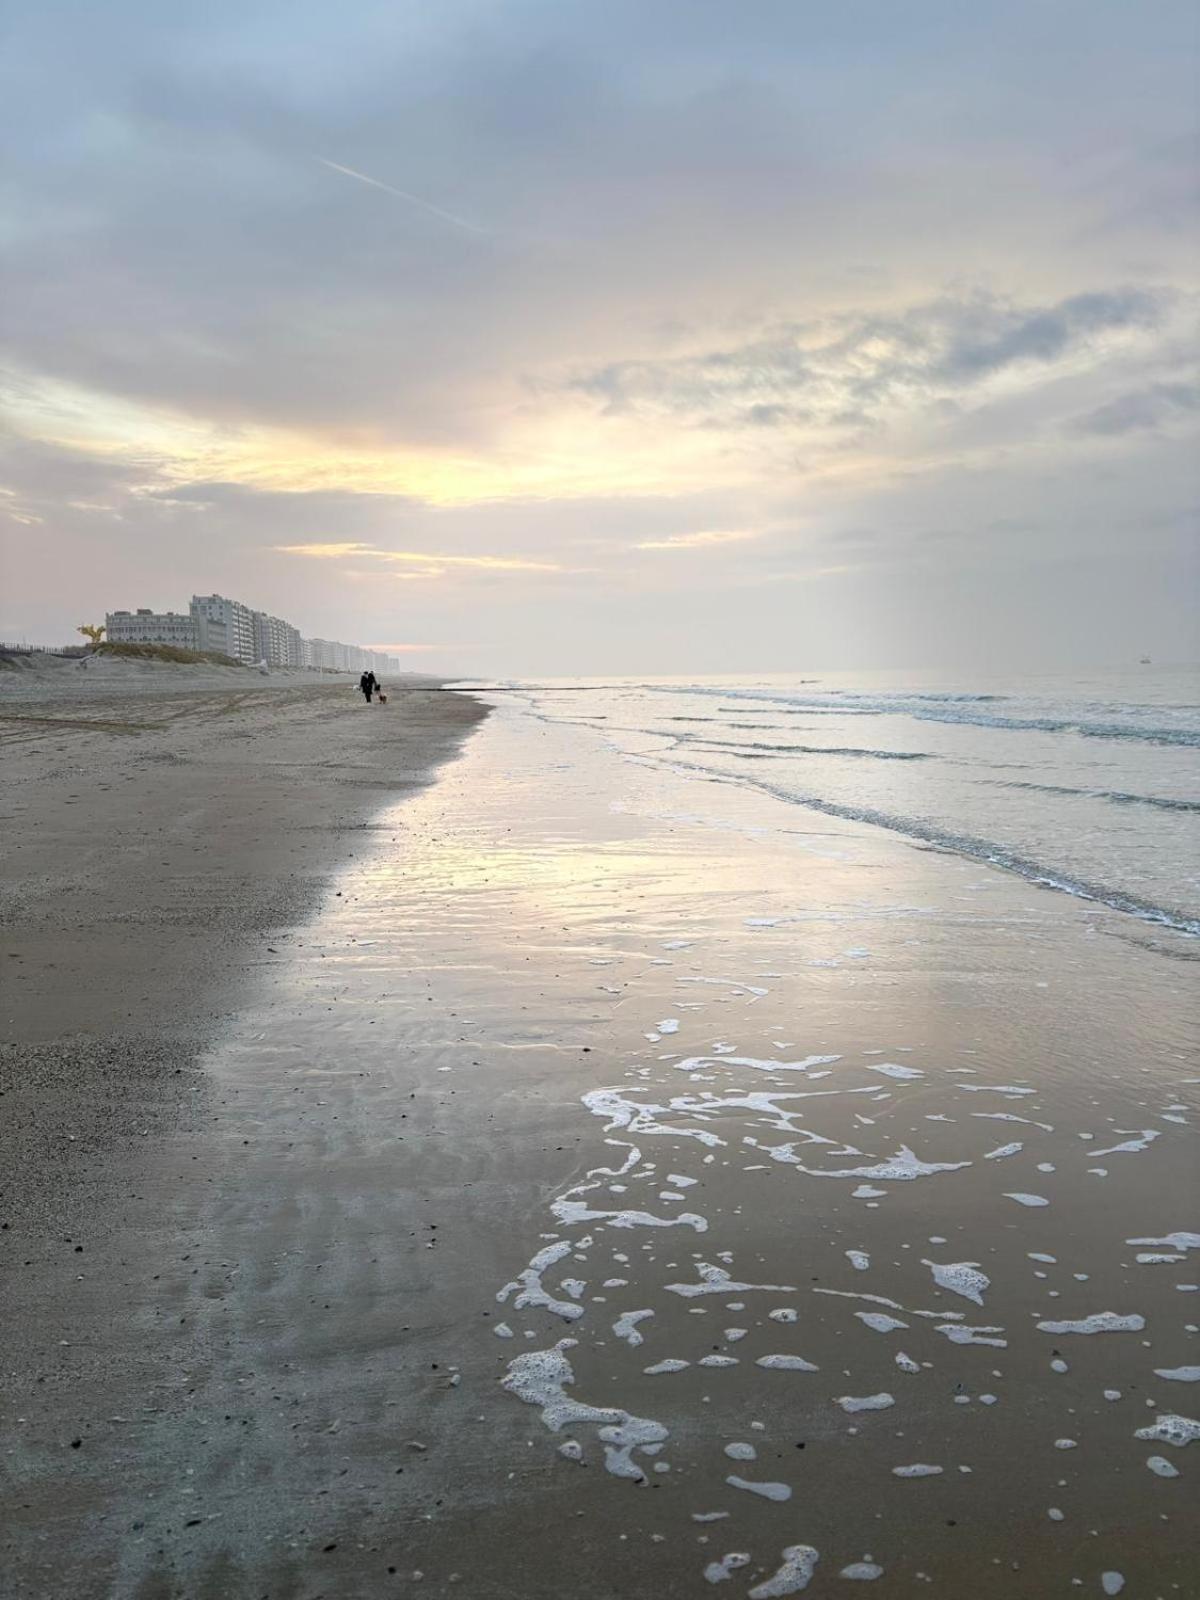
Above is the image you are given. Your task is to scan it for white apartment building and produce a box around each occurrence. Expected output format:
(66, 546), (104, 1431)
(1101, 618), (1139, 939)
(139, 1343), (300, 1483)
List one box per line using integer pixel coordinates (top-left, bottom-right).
(303, 636), (345, 671)
(190, 594), (257, 662)
(106, 609), (199, 648)
(253, 611), (303, 668)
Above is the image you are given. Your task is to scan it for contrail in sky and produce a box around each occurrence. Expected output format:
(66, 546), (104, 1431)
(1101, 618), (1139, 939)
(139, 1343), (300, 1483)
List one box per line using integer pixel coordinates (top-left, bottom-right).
(316, 157), (488, 234)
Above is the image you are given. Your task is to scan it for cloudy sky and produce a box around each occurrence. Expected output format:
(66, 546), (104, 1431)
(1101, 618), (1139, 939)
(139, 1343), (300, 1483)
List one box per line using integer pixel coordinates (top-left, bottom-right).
(1, 0), (1196, 673)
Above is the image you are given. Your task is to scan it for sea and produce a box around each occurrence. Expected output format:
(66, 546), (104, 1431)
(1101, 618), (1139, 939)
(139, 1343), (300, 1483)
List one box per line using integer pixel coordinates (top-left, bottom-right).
(461, 668), (1200, 937)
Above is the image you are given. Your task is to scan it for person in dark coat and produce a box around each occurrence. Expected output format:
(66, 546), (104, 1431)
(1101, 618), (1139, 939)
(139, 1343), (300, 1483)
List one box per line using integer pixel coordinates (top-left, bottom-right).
(359, 670), (377, 703)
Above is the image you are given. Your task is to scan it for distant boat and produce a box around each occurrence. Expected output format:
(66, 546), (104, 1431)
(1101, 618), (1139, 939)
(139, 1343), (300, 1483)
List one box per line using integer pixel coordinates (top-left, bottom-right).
(1139, 655), (1152, 664)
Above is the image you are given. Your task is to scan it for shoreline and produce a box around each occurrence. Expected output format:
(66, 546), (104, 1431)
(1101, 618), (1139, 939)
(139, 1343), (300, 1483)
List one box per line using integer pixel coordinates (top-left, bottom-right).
(5, 678), (1196, 1598)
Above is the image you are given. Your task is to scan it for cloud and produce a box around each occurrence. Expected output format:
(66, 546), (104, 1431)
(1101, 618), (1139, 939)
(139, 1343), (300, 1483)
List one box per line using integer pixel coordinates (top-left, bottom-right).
(1070, 381), (1199, 436)
(274, 541), (565, 573)
(572, 287), (1174, 436)
(363, 642), (440, 652)
(635, 528), (757, 550)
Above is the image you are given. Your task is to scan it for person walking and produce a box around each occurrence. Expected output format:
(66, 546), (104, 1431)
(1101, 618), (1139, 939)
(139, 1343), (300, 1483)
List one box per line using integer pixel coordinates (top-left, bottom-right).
(359, 670), (377, 703)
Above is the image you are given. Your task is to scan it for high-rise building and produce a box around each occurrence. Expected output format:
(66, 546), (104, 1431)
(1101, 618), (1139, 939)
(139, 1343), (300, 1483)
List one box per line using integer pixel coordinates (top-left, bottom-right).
(253, 611), (303, 667)
(190, 594), (257, 662)
(106, 608), (199, 649)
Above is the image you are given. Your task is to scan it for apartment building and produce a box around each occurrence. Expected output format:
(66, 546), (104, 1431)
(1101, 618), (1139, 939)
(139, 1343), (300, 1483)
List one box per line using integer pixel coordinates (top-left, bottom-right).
(106, 608), (199, 648)
(189, 594), (257, 662)
(107, 594), (399, 676)
(253, 611), (303, 668)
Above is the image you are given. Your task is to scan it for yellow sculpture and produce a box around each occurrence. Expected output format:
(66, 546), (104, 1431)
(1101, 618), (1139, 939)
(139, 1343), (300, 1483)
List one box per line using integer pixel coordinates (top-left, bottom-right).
(78, 624), (106, 646)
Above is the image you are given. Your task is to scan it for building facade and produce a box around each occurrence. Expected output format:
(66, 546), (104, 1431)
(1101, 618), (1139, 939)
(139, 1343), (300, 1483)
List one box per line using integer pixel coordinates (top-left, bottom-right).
(106, 609), (199, 648)
(253, 611), (303, 668)
(108, 597), (401, 674)
(190, 594), (257, 662)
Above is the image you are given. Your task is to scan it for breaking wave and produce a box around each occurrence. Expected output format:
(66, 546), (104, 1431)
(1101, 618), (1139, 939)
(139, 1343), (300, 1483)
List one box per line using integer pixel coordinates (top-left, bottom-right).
(998, 781), (1200, 814)
(668, 687), (1200, 748)
(685, 739), (932, 761)
(637, 753), (1200, 937)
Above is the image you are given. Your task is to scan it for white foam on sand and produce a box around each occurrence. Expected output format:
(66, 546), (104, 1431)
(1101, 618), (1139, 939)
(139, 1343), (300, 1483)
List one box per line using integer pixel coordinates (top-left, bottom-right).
(983, 1142), (1024, 1160)
(699, 1354), (739, 1368)
(857, 1312), (909, 1334)
(1155, 1366), (1200, 1382)
(674, 1053), (841, 1075)
(553, 1197), (708, 1232)
(748, 1546), (820, 1597)
(1147, 1454), (1180, 1476)
(644, 1359), (690, 1374)
(582, 1087), (724, 1148)
(704, 1552), (751, 1584)
(936, 1324), (1007, 1348)
(769, 1307), (799, 1322)
(497, 1241), (586, 1322)
(839, 1562), (884, 1581)
(678, 976), (769, 997)
(868, 1063), (924, 1080)
(726, 1474), (792, 1501)
(923, 1260), (990, 1306)
(724, 1441), (757, 1460)
(757, 1354), (820, 1371)
(1128, 1232), (1200, 1252)
(846, 1250), (871, 1271)
(1134, 1414), (1199, 1447)
(613, 1309), (655, 1347)
(835, 1392), (895, 1413)
(959, 1085), (1035, 1097)
(1004, 1192), (1049, 1207)
(817, 1287), (952, 1320)
(1036, 1312), (1145, 1334)
(502, 1340), (668, 1481)
(783, 1144), (971, 1182)
(666, 1263), (797, 1298)
(1093, 1130), (1160, 1156)
(892, 1464), (943, 1478)
(971, 1111), (1054, 1131)
(894, 1352), (921, 1373)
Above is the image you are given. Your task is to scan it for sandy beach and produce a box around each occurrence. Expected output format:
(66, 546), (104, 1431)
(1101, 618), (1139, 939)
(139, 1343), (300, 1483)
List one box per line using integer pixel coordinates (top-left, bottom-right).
(4, 668), (1195, 1599)
(2, 658), (489, 1596)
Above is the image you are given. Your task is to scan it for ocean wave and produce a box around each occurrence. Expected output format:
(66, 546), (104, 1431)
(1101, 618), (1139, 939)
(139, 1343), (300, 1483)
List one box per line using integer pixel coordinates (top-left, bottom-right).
(914, 708), (1200, 747)
(667, 687), (1200, 748)
(639, 753), (1200, 937)
(999, 781), (1200, 814)
(688, 739), (932, 761)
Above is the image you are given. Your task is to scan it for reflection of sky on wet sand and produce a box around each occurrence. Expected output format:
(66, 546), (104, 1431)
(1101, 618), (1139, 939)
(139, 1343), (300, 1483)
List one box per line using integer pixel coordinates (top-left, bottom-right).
(220, 696), (1199, 1594)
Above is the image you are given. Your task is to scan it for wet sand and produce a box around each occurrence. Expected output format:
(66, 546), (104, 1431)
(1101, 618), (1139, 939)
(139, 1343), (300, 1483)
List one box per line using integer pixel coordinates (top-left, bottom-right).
(1, 662), (488, 1595)
(4, 681), (1197, 1597)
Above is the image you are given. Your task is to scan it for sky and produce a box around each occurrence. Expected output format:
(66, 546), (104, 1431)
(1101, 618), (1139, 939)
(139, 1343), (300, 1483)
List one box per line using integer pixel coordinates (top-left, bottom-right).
(1, 0), (1197, 674)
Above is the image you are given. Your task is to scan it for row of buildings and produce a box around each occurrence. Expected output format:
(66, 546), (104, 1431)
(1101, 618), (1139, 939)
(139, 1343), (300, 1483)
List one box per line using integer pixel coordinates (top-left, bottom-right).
(105, 595), (404, 676)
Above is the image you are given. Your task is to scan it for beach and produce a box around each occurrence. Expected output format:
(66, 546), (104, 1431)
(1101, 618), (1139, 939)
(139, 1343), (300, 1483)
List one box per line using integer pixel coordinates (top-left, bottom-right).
(3, 667), (1197, 1598)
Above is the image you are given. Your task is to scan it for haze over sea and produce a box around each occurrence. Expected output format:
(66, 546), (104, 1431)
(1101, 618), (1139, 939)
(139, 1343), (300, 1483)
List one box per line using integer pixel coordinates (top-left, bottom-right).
(469, 668), (1200, 937)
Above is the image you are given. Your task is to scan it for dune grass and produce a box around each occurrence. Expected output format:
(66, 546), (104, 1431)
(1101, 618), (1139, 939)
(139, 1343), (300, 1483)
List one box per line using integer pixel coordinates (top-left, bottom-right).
(96, 642), (244, 667)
